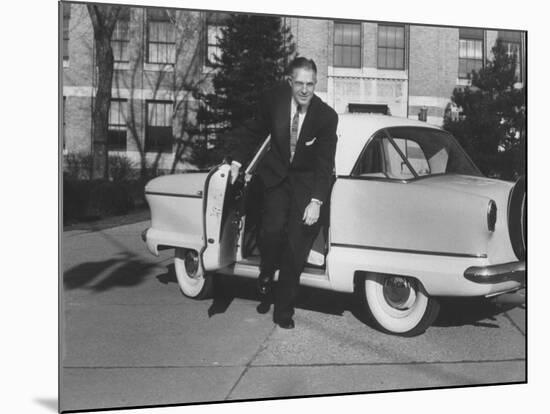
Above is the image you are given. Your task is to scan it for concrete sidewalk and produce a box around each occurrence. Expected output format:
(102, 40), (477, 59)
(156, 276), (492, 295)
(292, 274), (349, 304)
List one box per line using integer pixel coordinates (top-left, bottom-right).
(61, 221), (526, 412)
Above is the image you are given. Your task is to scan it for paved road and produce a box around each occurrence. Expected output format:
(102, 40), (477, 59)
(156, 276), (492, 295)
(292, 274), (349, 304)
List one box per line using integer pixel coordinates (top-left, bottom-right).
(61, 221), (526, 412)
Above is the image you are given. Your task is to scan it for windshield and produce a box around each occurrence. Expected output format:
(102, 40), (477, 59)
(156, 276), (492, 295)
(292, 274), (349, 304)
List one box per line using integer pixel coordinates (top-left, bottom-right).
(354, 126), (482, 179)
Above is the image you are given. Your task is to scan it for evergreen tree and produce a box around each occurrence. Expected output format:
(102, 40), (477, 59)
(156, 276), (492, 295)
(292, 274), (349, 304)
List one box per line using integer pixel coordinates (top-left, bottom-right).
(443, 40), (525, 180)
(190, 14), (295, 167)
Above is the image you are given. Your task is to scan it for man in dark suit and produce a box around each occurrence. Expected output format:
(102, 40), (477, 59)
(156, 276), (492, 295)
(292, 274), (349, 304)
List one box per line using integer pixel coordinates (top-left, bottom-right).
(228, 57), (338, 329)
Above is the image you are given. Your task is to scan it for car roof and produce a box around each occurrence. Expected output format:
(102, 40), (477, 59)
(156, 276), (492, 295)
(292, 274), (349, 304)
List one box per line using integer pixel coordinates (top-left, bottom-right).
(335, 113), (442, 176)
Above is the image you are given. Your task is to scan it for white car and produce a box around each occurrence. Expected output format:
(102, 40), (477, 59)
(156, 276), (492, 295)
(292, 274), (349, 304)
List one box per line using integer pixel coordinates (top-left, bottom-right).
(142, 114), (526, 336)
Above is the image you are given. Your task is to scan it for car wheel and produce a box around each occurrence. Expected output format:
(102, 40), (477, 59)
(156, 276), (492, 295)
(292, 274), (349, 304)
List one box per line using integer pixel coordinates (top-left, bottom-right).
(362, 273), (440, 336)
(174, 248), (213, 299)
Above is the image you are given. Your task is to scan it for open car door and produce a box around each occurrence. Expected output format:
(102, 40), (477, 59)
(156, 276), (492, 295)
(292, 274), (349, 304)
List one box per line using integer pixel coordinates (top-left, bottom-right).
(201, 164), (241, 271)
(201, 135), (272, 271)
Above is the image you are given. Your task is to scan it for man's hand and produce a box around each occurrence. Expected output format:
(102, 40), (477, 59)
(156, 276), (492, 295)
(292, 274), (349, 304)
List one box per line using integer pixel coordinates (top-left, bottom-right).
(230, 161), (241, 185)
(302, 200), (321, 226)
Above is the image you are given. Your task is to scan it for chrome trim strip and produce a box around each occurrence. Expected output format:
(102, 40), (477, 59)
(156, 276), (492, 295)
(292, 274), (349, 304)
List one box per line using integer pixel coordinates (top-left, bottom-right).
(145, 191), (202, 199)
(336, 175), (408, 183)
(330, 243), (487, 258)
(464, 261), (526, 284)
(245, 134), (271, 178)
(336, 173), (484, 184)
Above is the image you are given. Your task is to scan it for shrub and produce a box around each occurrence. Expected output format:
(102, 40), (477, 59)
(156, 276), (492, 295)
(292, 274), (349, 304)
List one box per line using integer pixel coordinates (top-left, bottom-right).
(63, 178), (92, 222)
(64, 153), (93, 180)
(143, 162), (164, 181)
(88, 181), (134, 217)
(63, 178), (135, 223)
(125, 179), (147, 209)
(65, 153), (138, 181)
(108, 154), (136, 182)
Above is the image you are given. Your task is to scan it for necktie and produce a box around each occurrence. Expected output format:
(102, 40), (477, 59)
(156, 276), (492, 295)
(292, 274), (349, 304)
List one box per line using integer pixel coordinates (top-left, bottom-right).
(290, 106), (300, 162)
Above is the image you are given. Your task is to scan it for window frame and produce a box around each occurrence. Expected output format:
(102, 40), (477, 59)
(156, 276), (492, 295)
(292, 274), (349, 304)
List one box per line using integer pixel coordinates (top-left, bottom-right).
(204, 12), (230, 67)
(333, 21), (362, 68)
(502, 41), (522, 81)
(498, 31), (523, 82)
(458, 28), (484, 79)
(107, 98), (128, 152)
(146, 9), (176, 65)
(205, 23), (224, 67)
(145, 100), (174, 154)
(112, 9), (131, 63)
(377, 24), (406, 70)
(197, 100), (230, 143)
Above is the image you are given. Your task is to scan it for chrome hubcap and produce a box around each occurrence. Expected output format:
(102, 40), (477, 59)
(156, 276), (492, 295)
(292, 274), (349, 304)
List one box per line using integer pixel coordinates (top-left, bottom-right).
(382, 276), (416, 310)
(184, 251), (200, 278)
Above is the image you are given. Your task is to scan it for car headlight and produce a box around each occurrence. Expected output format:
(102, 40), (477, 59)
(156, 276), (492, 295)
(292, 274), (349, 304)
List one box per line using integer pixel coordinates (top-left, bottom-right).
(487, 200), (497, 232)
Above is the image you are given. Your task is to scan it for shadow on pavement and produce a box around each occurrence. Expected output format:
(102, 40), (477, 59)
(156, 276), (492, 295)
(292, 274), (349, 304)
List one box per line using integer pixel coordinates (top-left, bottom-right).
(151, 263), (525, 332)
(64, 226), (162, 292)
(206, 275), (356, 318)
(64, 252), (157, 292)
(154, 268), (376, 326)
(434, 295), (525, 329)
(156, 263), (178, 285)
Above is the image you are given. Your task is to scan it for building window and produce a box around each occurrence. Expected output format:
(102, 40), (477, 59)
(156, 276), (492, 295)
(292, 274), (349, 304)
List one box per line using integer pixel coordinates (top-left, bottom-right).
(498, 31), (523, 82)
(333, 22), (361, 68)
(459, 28), (484, 79)
(377, 25), (405, 70)
(205, 12), (229, 66)
(197, 100), (230, 145)
(206, 25), (223, 66)
(348, 103), (389, 115)
(112, 8), (130, 63)
(146, 101), (173, 153)
(108, 99), (127, 151)
(146, 8), (176, 64)
(62, 4), (70, 61)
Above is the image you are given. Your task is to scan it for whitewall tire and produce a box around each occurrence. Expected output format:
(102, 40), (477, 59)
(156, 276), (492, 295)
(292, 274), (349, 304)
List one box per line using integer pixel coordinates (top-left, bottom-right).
(362, 273), (440, 336)
(174, 248), (213, 299)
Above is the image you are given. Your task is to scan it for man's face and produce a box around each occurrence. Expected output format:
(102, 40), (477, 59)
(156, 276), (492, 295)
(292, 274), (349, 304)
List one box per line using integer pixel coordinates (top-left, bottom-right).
(288, 67), (317, 109)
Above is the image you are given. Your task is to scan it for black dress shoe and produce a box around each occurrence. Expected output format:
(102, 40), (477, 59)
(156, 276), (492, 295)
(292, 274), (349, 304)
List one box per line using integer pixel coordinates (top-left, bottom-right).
(256, 300), (271, 314)
(274, 317), (295, 329)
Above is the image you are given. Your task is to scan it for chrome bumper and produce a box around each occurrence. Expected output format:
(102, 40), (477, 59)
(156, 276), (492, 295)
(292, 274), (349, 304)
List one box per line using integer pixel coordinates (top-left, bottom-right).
(464, 261), (526, 285)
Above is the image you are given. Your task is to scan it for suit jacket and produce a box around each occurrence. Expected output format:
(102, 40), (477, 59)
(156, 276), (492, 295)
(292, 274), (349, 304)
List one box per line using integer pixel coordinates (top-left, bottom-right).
(229, 83), (338, 211)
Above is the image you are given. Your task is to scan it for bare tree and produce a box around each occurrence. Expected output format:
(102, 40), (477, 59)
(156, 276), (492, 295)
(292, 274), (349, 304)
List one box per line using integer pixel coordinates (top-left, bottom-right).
(87, 4), (122, 179)
(113, 8), (208, 179)
(167, 11), (207, 173)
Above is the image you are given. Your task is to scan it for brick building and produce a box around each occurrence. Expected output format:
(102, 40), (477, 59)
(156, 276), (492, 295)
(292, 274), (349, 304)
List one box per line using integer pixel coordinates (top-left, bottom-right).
(61, 3), (525, 171)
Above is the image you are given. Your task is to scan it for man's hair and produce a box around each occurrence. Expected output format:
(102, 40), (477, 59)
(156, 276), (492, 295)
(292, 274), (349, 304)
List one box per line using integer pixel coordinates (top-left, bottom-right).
(286, 57), (317, 76)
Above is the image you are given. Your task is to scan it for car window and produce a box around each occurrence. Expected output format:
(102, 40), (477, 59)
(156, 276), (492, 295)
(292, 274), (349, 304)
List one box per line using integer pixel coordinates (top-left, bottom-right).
(353, 127), (482, 179)
(355, 137), (385, 177)
(382, 137), (430, 179)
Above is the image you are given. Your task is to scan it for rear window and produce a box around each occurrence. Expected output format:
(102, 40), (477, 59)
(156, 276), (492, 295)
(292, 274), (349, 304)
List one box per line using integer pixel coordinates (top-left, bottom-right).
(354, 127), (482, 179)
